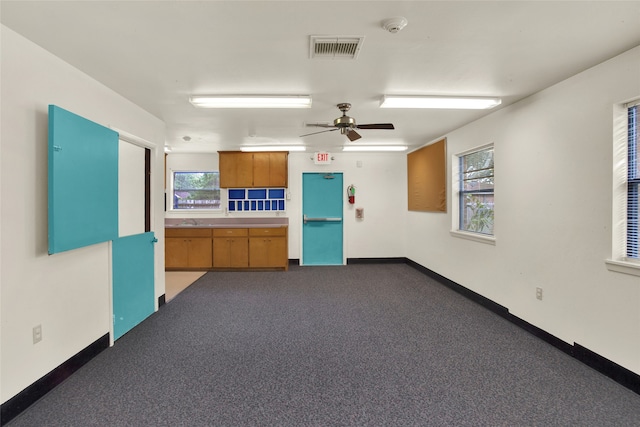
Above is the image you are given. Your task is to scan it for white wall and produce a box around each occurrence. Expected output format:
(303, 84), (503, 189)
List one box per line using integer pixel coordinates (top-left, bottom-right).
(165, 151), (407, 260)
(406, 46), (640, 375)
(288, 152), (407, 259)
(0, 26), (166, 403)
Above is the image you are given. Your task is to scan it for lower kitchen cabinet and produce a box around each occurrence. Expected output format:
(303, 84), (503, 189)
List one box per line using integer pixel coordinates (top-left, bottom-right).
(213, 228), (249, 268)
(165, 226), (288, 271)
(248, 227), (288, 270)
(165, 228), (213, 269)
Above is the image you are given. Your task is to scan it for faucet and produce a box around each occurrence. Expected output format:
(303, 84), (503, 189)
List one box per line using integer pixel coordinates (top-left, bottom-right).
(188, 218), (198, 225)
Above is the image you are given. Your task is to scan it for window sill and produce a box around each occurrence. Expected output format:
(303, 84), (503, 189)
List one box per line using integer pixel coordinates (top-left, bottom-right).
(605, 259), (640, 277)
(450, 230), (496, 245)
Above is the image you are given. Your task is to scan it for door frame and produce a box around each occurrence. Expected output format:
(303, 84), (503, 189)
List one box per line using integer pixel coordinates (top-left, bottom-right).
(300, 170), (346, 266)
(109, 129), (160, 346)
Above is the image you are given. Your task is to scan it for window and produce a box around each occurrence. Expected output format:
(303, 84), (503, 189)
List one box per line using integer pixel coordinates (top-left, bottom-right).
(627, 104), (639, 258)
(458, 146), (494, 235)
(606, 100), (640, 276)
(172, 171), (220, 210)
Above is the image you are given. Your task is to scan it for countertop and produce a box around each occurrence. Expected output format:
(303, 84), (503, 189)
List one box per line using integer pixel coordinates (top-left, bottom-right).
(165, 217), (288, 229)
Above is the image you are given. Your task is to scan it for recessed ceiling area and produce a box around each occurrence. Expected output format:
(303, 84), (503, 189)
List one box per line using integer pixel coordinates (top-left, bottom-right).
(1, 1), (639, 153)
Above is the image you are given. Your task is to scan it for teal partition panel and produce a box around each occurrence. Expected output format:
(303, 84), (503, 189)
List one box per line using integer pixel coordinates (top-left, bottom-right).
(112, 232), (156, 340)
(48, 105), (119, 254)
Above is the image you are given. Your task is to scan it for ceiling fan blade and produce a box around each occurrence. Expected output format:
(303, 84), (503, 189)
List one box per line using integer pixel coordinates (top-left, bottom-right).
(299, 128), (339, 137)
(305, 123), (335, 128)
(356, 123), (395, 130)
(346, 129), (362, 141)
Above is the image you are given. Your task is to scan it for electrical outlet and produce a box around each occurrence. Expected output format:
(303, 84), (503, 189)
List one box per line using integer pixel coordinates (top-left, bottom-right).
(33, 324), (42, 344)
(536, 287), (543, 301)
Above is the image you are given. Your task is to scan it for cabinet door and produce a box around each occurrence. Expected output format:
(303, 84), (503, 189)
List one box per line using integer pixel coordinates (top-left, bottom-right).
(213, 237), (249, 268)
(219, 152), (236, 188)
(165, 237), (188, 268)
(236, 153), (254, 187)
(213, 238), (231, 267)
(267, 237), (287, 268)
(253, 152), (288, 187)
(187, 237), (213, 268)
(249, 238), (270, 268)
(229, 238), (249, 268)
(249, 237), (287, 268)
(252, 153), (271, 187)
(219, 152), (253, 188)
(269, 152), (288, 187)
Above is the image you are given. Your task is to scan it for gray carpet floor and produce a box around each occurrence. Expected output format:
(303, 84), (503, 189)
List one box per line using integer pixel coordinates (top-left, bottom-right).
(8, 264), (640, 426)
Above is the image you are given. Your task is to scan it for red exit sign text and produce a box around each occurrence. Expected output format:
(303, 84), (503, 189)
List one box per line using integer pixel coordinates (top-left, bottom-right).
(314, 152), (332, 165)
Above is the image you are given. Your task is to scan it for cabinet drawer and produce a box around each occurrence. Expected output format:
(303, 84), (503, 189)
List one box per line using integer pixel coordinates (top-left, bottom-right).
(213, 228), (248, 237)
(165, 228), (213, 238)
(248, 227), (286, 237)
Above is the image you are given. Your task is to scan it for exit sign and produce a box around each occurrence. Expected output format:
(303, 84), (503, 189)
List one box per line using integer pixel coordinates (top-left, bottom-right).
(314, 152), (332, 165)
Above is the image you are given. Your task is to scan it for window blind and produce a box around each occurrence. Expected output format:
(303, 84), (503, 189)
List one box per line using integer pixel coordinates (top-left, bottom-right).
(627, 104), (639, 258)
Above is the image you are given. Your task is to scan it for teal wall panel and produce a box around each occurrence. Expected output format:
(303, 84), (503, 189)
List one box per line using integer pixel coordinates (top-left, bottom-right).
(112, 232), (156, 340)
(48, 105), (118, 254)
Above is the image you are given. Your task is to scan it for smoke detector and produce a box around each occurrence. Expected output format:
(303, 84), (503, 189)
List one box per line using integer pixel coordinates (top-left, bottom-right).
(382, 17), (408, 34)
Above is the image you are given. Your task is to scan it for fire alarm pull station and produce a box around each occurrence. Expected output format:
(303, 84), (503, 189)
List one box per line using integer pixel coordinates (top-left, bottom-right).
(347, 185), (356, 204)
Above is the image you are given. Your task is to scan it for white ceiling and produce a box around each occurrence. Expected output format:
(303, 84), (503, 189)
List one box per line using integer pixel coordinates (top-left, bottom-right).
(2, 1), (640, 153)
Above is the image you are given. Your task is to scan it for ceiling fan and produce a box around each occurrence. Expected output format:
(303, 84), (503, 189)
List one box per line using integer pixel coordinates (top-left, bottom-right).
(301, 103), (395, 141)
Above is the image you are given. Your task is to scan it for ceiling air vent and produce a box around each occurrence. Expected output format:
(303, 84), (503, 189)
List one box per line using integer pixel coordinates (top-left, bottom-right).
(310, 36), (365, 59)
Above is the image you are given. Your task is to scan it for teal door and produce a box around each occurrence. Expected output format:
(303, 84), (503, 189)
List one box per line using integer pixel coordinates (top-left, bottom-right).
(112, 232), (156, 340)
(48, 105), (119, 254)
(302, 172), (343, 265)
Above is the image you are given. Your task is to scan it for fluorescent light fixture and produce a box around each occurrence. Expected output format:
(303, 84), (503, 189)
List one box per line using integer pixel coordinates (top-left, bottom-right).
(380, 95), (501, 109)
(190, 95), (312, 108)
(241, 146), (306, 152)
(342, 145), (408, 152)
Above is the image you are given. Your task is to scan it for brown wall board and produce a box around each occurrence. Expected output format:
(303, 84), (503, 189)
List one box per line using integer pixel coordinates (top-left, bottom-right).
(407, 138), (446, 212)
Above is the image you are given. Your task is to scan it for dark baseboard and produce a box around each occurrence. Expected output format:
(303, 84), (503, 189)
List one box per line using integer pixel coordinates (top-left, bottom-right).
(574, 343), (640, 394)
(288, 258), (300, 266)
(158, 294), (166, 307)
(1, 333), (109, 425)
(506, 313), (574, 356)
(405, 258), (509, 317)
(405, 258), (640, 396)
(347, 257), (407, 264)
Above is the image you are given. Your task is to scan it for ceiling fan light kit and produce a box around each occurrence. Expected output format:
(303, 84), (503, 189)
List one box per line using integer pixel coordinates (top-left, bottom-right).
(189, 95), (312, 108)
(380, 95), (502, 109)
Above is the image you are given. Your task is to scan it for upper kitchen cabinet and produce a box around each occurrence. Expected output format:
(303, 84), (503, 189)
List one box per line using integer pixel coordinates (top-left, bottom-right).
(252, 152), (288, 187)
(219, 152), (253, 188)
(219, 151), (288, 188)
